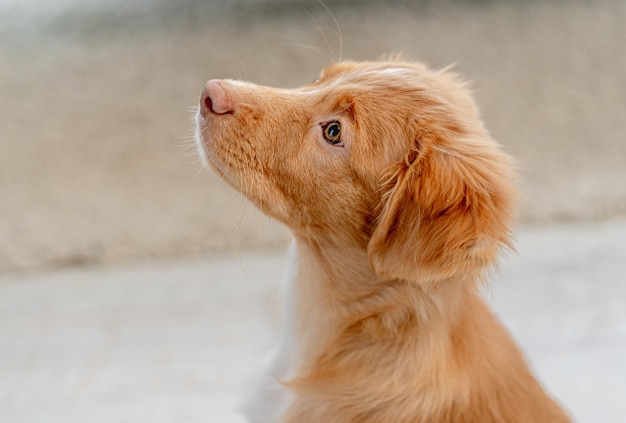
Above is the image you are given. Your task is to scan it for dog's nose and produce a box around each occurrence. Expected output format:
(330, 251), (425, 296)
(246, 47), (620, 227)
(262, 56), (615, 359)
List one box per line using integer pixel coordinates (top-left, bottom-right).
(200, 79), (234, 117)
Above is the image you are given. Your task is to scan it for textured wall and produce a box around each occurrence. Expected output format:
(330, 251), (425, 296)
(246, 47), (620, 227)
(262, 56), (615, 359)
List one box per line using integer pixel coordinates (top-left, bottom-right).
(1, 1), (625, 272)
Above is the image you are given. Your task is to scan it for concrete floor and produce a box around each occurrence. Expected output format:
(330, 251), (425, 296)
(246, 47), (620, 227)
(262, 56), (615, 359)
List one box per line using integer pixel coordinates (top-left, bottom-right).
(1, 220), (625, 423)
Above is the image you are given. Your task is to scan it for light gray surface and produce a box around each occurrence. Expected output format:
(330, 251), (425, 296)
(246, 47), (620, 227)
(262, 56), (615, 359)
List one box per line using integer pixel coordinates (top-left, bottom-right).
(1, 221), (625, 422)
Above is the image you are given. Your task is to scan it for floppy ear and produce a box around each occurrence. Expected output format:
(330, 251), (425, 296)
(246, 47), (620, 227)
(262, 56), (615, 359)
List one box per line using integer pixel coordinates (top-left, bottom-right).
(367, 134), (517, 284)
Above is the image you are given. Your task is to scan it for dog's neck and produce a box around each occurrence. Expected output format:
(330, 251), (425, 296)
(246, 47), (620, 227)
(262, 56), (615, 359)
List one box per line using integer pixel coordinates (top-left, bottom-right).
(286, 235), (478, 381)
(272, 237), (568, 422)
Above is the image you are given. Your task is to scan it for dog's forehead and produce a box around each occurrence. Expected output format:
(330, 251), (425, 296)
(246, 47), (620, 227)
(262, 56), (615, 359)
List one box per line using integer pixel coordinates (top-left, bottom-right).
(320, 61), (423, 83)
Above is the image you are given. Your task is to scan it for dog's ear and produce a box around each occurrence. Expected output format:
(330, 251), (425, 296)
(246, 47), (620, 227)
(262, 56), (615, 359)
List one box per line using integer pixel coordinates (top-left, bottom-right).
(367, 134), (517, 284)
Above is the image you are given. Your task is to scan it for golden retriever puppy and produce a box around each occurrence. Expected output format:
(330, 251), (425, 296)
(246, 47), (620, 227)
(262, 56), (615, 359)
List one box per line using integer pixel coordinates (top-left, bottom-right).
(195, 59), (570, 423)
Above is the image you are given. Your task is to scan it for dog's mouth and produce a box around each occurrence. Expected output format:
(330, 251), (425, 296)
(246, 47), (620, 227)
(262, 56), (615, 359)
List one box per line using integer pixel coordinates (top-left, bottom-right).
(193, 108), (209, 168)
(194, 109), (238, 187)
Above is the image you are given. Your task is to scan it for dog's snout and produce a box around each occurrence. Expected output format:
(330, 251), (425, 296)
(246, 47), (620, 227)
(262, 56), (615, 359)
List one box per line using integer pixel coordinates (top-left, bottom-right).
(200, 79), (234, 117)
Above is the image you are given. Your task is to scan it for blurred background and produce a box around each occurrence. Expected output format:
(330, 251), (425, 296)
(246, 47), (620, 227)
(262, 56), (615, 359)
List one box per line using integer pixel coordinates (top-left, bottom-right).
(1, 0), (625, 422)
(1, 0), (625, 273)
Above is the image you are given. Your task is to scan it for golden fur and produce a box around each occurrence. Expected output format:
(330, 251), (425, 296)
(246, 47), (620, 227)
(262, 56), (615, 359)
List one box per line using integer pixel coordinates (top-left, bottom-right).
(196, 59), (570, 422)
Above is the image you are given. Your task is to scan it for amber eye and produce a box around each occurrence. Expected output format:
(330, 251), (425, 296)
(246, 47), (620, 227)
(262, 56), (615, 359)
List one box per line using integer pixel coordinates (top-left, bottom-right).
(322, 121), (343, 146)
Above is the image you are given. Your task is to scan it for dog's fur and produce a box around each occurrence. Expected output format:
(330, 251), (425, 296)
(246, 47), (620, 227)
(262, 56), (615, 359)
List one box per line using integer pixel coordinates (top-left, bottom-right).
(196, 59), (570, 422)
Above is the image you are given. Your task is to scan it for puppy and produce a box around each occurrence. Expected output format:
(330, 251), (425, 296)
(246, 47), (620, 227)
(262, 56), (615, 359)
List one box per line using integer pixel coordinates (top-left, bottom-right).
(195, 59), (570, 423)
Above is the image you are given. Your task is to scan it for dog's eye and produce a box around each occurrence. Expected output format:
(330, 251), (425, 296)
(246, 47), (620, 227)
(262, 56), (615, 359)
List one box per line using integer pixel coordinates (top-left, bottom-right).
(322, 121), (343, 146)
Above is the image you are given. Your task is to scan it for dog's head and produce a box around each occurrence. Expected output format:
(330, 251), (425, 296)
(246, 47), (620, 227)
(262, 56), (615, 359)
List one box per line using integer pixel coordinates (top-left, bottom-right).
(196, 60), (516, 283)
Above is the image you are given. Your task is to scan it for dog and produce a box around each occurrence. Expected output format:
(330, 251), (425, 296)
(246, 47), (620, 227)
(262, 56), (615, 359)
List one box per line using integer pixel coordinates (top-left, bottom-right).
(195, 59), (570, 422)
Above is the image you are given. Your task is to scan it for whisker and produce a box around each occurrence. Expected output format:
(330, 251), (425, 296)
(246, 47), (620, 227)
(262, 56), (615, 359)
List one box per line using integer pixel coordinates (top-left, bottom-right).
(317, 0), (343, 62)
(235, 57), (249, 81)
(305, 9), (334, 63)
(290, 42), (332, 66)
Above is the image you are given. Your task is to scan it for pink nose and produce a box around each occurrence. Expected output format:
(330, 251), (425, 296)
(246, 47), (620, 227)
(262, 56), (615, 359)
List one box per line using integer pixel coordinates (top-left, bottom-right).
(200, 79), (234, 116)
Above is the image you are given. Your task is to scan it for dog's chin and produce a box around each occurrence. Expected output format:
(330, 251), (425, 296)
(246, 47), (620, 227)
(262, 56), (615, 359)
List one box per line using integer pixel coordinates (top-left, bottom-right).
(194, 120), (238, 187)
(203, 146), (239, 190)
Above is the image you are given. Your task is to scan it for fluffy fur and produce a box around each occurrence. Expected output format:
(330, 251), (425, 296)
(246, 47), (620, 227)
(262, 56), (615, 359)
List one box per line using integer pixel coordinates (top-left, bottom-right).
(195, 59), (570, 422)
